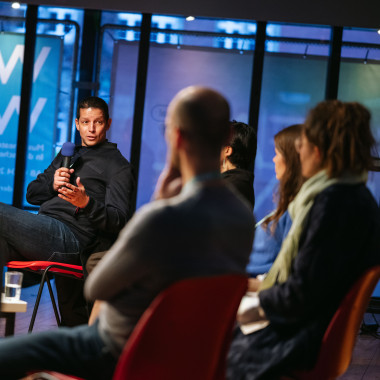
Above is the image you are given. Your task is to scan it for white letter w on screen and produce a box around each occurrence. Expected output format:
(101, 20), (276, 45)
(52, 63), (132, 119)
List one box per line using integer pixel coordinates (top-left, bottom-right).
(0, 96), (47, 135)
(0, 45), (24, 84)
(0, 45), (51, 84)
(0, 96), (20, 135)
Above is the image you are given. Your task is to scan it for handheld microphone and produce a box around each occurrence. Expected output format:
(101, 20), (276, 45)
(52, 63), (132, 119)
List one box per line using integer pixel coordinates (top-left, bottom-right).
(61, 142), (75, 168)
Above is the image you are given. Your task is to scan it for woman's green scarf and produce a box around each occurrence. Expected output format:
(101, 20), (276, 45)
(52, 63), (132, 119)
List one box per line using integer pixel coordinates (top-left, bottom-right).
(259, 169), (367, 291)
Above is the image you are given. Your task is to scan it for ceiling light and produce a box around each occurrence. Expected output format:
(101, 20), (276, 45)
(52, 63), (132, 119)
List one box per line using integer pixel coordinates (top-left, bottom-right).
(186, 16), (195, 22)
(378, 29), (380, 35)
(11, 2), (21, 9)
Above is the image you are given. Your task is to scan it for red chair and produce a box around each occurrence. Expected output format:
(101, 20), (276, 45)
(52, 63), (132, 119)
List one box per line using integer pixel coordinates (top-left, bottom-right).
(6, 261), (84, 332)
(113, 274), (247, 380)
(28, 274), (247, 380)
(282, 265), (380, 380)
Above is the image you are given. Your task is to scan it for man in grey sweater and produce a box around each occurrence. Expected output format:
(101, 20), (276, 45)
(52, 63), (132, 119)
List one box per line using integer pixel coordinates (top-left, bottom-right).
(0, 86), (255, 379)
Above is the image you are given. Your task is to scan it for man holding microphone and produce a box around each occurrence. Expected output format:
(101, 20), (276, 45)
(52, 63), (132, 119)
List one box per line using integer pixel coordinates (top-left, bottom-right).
(0, 96), (136, 326)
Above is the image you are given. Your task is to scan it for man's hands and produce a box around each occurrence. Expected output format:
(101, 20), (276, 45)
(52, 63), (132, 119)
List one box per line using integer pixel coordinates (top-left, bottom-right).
(55, 168), (90, 208)
(153, 165), (182, 200)
(53, 168), (74, 191)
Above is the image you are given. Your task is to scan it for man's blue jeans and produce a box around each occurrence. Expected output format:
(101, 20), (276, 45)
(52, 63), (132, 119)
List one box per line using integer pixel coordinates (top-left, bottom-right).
(0, 202), (80, 264)
(0, 321), (117, 379)
(0, 202), (88, 326)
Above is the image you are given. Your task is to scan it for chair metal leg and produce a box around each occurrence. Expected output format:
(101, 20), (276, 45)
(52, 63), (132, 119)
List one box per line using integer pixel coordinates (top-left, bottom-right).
(46, 275), (61, 326)
(28, 269), (49, 333)
(6, 262), (84, 334)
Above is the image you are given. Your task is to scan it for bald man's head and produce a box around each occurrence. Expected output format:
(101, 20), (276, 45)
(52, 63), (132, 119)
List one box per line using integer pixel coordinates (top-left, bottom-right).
(166, 86), (231, 156)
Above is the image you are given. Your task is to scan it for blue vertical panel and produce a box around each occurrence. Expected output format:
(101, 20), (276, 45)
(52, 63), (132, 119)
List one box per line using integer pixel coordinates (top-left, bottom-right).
(110, 42), (253, 209)
(0, 33), (62, 205)
(141, 44), (253, 208)
(254, 54), (327, 220)
(24, 35), (62, 206)
(108, 41), (139, 162)
(0, 33), (23, 203)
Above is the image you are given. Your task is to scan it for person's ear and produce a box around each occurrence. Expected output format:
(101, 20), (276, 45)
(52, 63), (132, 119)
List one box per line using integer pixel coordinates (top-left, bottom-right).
(173, 127), (183, 149)
(75, 119), (80, 131)
(314, 145), (323, 165)
(106, 118), (112, 131)
(225, 146), (233, 158)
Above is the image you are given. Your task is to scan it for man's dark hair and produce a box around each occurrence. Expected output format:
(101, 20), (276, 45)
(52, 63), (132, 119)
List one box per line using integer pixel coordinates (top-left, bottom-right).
(227, 121), (257, 171)
(76, 96), (109, 121)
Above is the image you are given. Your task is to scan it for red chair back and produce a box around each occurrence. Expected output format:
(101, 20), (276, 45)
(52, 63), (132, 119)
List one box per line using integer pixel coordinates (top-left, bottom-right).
(112, 274), (247, 380)
(288, 265), (380, 380)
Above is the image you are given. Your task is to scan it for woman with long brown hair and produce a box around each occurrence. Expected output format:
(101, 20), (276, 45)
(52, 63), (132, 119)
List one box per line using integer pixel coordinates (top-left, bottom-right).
(247, 124), (303, 277)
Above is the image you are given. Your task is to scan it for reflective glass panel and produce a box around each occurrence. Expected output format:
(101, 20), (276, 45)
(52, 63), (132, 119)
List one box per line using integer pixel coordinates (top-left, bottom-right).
(254, 24), (331, 220)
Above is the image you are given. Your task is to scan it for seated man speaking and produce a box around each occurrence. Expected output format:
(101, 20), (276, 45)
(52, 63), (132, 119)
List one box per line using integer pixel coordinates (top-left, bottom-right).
(0, 96), (136, 326)
(0, 86), (255, 379)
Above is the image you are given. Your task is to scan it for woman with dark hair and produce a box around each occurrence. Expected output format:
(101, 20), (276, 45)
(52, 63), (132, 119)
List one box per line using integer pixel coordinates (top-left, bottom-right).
(221, 121), (257, 210)
(227, 100), (380, 379)
(247, 124), (303, 277)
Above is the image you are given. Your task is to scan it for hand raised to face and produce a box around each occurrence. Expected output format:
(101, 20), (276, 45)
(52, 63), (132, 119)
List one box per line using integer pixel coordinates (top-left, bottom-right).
(152, 165), (183, 201)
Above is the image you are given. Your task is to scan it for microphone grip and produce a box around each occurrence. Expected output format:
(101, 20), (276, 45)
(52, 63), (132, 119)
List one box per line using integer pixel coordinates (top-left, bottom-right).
(62, 156), (71, 169)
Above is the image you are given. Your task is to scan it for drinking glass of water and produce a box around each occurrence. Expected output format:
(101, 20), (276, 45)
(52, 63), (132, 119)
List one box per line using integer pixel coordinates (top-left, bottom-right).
(4, 271), (23, 302)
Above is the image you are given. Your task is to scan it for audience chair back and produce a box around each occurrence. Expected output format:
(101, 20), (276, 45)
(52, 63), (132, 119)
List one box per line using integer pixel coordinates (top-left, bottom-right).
(285, 265), (380, 380)
(112, 274), (247, 380)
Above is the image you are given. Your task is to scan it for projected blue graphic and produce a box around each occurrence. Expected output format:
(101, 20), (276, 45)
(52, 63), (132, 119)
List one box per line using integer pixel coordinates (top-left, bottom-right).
(0, 33), (62, 205)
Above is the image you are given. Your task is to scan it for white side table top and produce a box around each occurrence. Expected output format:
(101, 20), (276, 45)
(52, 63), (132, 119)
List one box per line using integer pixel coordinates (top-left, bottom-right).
(1, 294), (27, 313)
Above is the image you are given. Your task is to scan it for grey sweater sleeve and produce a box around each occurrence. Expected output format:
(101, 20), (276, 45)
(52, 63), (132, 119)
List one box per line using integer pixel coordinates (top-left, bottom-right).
(84, 203), (162, 301)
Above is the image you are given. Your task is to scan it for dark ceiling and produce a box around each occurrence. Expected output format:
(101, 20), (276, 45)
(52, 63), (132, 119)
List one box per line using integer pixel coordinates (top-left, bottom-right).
(22, 0), (380, 29)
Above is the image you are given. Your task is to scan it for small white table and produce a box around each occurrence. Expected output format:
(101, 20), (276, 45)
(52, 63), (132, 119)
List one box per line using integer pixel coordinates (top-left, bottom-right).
(0, 294), (27, 336)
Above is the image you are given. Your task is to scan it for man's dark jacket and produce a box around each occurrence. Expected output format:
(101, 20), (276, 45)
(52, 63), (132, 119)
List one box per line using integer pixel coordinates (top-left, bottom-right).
(26, 141), (136, 259)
